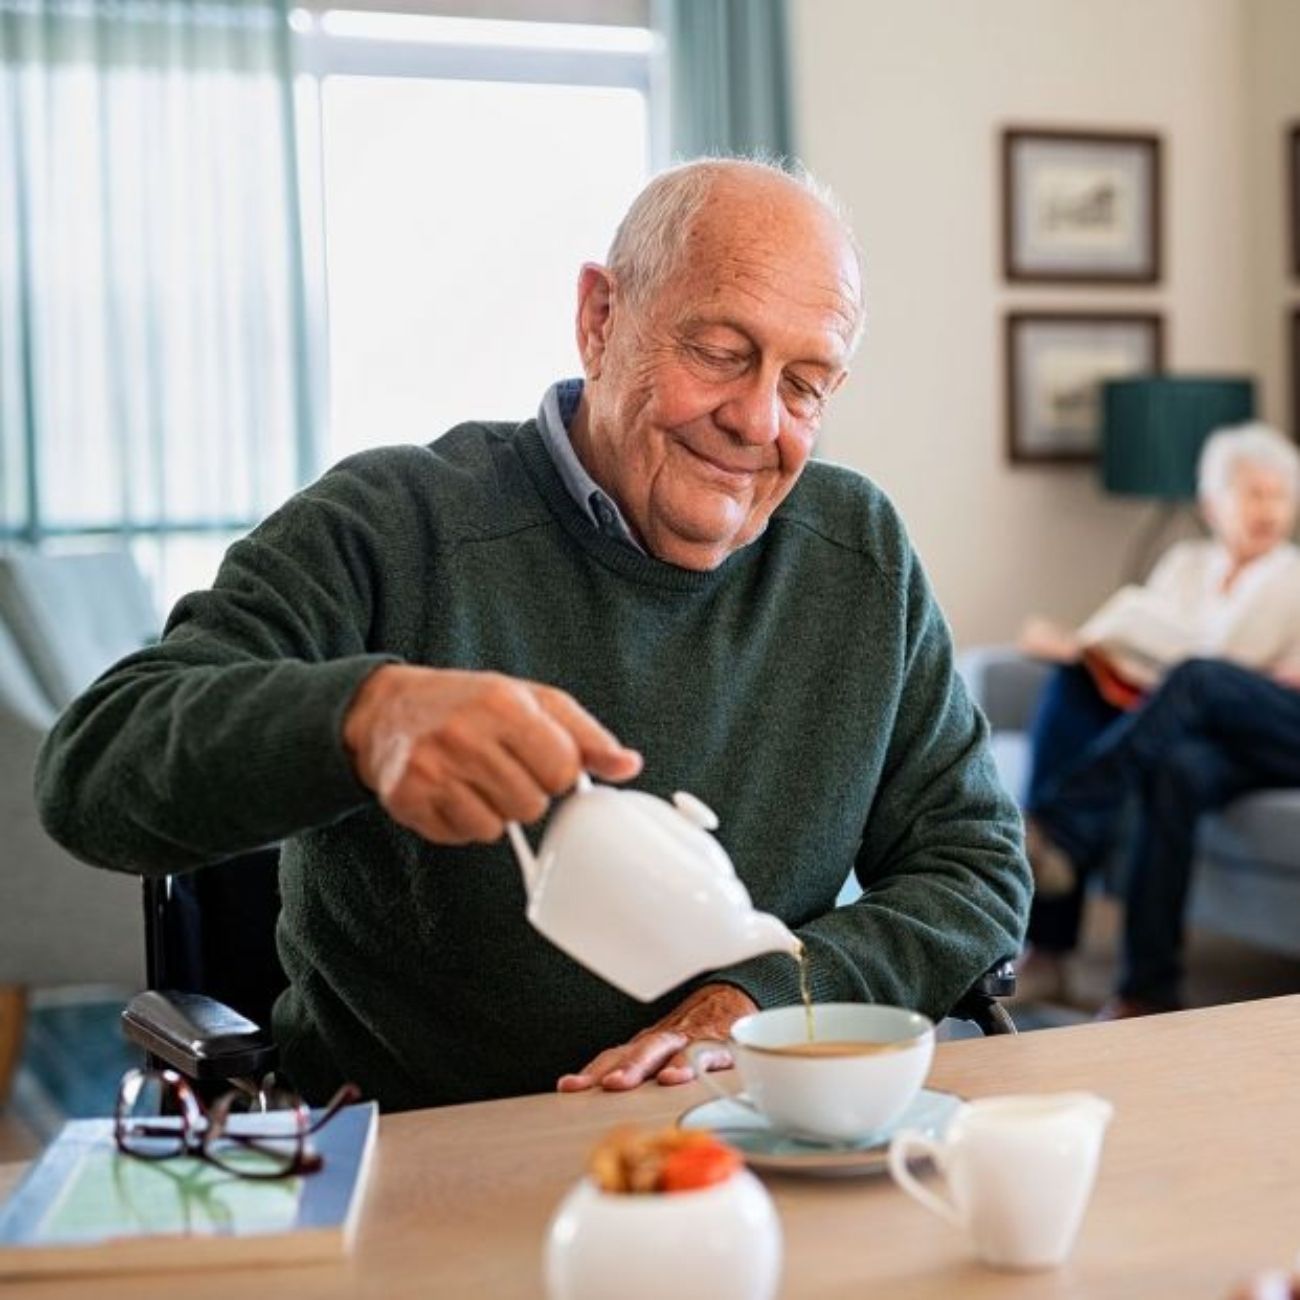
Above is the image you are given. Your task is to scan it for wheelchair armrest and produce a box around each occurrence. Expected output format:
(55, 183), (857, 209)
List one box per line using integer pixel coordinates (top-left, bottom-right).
(946, 958), (1018, 1036)
(121, 989), (277, 1083)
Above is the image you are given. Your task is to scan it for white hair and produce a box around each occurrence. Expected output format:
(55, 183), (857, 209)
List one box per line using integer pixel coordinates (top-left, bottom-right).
(604, 156), (866, 349)
(1197, 422), (1300, 503)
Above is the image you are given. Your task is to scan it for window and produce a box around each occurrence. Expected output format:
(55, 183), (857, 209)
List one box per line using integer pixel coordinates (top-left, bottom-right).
(294, 11), (655, 466)
(3, 6), (656, 616)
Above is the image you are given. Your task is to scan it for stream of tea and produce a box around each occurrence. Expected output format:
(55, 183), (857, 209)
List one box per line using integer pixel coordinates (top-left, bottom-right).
(796, 944), (814, 1041)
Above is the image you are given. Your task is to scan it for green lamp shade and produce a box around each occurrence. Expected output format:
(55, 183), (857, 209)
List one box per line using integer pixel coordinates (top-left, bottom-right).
(1102, 376), (1256, 500)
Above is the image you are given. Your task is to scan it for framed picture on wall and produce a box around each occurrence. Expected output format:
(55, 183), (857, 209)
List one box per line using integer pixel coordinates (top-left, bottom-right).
(1292, 308), (1299, 441)
(1002, 128), (1162, 283)
(1291, 124), (1300, 279)
(1005, 311), (1165, 464)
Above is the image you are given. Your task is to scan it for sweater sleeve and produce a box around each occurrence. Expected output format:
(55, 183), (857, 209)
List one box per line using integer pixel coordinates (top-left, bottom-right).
(711, 548), (1032, 1023)
(34, 463), (404, 877)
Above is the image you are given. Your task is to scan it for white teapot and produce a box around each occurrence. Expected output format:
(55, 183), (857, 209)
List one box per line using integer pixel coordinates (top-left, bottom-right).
(506, 775), (801, 1001)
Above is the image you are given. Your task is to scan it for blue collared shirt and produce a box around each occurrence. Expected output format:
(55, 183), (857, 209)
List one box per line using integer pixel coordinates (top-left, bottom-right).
(535, 379), (643, 552)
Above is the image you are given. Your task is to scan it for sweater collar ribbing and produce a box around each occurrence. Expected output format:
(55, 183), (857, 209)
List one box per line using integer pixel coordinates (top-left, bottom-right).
(514, 420), (760, 592)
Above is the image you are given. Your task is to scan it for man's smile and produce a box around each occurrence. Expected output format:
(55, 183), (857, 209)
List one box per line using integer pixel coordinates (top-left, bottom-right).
(675, 439), (764, 486)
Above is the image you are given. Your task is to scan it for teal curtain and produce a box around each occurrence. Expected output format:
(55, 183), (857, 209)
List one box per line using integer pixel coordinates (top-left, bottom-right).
(655, 0), (794, 159)
(0, 0), (312, 602)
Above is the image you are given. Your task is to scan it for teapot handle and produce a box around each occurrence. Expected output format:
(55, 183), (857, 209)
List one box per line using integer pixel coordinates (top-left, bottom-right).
(506, 821), (541, 895)
(505, 773), (594, 896)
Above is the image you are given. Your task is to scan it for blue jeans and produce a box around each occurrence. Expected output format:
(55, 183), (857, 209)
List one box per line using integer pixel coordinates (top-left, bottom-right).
(1023, 665), (1123, 957)
(1029, 659), (1300, 1004)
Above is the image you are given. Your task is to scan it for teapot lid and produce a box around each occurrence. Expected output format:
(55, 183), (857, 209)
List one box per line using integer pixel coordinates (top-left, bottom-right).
(671, 790), (719, 831)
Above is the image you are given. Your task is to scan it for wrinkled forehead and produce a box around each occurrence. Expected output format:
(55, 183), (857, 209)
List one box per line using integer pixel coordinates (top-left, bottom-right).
(668, 202), (863, 349)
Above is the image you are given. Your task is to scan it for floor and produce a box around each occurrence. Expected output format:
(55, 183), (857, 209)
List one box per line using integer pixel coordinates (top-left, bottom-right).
(2, 903), (1300, 1165)
(0, 988), (139, 1164)
(1010, 894), (1300, 1029)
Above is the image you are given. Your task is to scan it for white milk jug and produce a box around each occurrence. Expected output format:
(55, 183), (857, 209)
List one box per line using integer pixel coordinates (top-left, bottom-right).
(889, 1092), (1113, 1270)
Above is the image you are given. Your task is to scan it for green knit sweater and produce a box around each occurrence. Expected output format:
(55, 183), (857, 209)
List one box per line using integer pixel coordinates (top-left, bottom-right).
(36, 420), (1029, 1111)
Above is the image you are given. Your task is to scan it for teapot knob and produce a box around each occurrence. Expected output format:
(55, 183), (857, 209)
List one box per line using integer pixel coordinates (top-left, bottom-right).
(671, 791), (719, 831)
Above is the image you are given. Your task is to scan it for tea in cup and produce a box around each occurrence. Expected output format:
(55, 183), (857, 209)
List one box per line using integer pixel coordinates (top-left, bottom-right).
(686, 1003), (934, 1143)
(888, 1092), (1113, 1270)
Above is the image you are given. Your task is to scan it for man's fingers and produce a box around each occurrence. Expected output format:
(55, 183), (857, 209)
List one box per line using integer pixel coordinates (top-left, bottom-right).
(502, 708), (586, 796)
(434, 729), (552, 824)
(556, 1030), (689, 1093)
(597, 1031), (688, 1091)
(556, 1044), (631, 1092)
(385, 776), (503, 845)
(656, 1044), (734, 1086)
(532, 686), (642, 783)
(354, 668), (640, 847)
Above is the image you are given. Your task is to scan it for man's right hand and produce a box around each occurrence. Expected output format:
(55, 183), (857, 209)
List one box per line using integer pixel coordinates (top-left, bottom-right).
(342, 666), (642, 844)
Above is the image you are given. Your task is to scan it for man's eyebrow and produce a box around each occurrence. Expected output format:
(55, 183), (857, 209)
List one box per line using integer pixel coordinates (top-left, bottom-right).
(680, 316), (755, 343)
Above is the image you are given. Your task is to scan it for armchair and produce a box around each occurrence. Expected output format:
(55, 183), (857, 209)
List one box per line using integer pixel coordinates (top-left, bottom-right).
(0, 548), (157, 1101)
(959, 645), (1300, 962)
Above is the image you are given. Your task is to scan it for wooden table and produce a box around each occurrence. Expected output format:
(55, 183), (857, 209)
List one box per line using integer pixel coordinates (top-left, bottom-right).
(4, 996), (1300, 1297)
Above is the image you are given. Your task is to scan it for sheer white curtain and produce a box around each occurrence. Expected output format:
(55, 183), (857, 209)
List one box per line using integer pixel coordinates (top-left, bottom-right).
(0, 0), (313, 610)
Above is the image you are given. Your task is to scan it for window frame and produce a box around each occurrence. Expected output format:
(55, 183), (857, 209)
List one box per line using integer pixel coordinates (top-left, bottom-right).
(291, 8), (658, 475)
(6, 8), (659, 606)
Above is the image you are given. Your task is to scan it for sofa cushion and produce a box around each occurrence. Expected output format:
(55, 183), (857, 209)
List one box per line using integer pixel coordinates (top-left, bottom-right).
(0, 549), (157, 710)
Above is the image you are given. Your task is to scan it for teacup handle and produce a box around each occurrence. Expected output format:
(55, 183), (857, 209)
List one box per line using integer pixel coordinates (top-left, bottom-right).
(888, 1129), (963, 1228)
(684, 1040), (761, 1116)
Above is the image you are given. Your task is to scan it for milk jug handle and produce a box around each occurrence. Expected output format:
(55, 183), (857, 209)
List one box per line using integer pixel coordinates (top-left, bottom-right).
(888, 1130), (963, 1228)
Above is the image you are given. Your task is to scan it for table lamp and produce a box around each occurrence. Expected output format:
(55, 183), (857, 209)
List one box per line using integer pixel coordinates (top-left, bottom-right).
(1101, 375), (1255, 576)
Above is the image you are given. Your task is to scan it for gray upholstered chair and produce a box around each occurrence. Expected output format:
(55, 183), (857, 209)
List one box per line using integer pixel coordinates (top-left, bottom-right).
(0, 549), (157, 1102)
(959, 646), (1300, 962)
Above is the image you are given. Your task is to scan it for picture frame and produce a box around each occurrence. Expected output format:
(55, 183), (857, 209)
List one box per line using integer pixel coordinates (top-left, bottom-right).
(1005, 311), (1165, 464)
(1002, 128), (1162, 283)
(1292, 308), (1299, 442)
(1291, 124), (1299, 280)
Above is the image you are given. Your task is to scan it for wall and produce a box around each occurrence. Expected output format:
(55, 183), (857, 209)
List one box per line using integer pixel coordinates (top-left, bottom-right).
(788, 0), (1278, 647)
(1244, 0), (1300, 432)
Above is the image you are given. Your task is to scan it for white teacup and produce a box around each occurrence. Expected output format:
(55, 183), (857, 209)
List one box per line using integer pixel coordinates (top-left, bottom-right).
(888, 1092), (1113, 1271)
(687, 1003), (935, 1143)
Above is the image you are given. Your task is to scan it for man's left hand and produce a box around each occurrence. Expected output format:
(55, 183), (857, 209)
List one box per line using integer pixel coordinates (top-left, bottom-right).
(557, 984), (758, 1092)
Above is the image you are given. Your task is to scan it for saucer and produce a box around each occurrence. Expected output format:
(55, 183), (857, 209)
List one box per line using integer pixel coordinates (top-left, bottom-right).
(676, 1088), (961, 1177)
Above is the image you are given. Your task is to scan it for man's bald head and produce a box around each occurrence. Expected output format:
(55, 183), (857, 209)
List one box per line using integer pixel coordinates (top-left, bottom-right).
(605, 158), (865, 352)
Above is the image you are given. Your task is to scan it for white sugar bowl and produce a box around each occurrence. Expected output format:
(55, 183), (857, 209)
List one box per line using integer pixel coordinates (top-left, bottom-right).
(544, 1168), (781, 1300)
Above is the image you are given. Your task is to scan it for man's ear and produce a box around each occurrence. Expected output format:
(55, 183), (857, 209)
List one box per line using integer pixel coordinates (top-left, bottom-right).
(575, 263), (615, 382)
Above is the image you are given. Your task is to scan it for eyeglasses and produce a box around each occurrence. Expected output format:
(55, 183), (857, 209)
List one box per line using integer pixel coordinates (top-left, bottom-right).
(115, 1068), (361, 1180)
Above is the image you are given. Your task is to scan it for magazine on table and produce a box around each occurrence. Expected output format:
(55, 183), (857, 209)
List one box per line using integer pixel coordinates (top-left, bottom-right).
(0, 1100), (378, 1278)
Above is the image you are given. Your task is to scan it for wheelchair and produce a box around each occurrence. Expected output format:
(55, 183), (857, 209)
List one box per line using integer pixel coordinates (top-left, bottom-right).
(122, 850), (1016, 1098)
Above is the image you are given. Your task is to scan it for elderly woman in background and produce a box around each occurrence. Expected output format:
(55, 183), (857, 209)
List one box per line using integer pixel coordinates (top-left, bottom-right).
(1016, 423), (1300, 1017)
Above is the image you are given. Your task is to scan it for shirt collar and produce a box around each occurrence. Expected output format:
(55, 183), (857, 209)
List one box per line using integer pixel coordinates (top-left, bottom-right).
(1205, 540), (1297, 596)
(535, 379), (644, 553)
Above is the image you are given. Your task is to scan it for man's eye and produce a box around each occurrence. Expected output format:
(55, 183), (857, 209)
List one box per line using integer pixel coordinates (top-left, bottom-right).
(784, 376), (826, 414)
(691, 345), (742, 368)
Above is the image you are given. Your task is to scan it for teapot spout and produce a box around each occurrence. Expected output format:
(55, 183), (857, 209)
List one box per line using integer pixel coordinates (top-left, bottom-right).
(741, 911), (804, 961)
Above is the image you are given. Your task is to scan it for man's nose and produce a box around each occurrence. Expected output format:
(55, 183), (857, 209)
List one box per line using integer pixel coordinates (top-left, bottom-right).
(716, 374), (782, 446)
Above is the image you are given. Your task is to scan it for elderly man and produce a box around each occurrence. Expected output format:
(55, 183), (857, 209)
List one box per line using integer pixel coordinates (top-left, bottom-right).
(36, 159), (1029, 1112)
